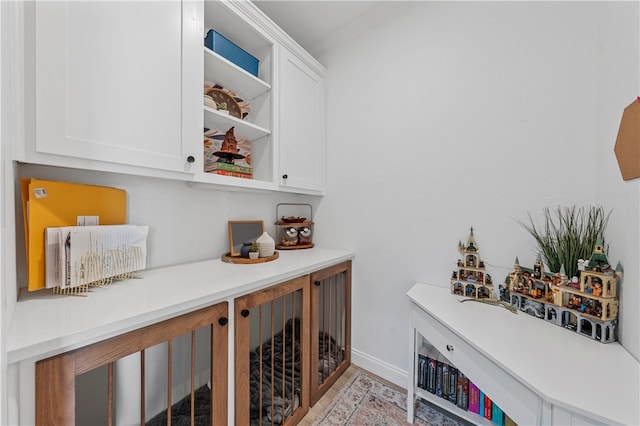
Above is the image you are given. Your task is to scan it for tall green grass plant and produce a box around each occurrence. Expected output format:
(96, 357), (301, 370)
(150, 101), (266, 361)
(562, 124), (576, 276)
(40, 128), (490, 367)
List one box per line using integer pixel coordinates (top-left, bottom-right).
(519, 206), (611, 278)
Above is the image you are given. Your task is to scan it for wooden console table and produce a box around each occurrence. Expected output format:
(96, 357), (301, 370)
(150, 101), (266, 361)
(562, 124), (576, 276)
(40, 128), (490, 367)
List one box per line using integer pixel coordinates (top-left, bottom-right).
(407, 283), (639, 425)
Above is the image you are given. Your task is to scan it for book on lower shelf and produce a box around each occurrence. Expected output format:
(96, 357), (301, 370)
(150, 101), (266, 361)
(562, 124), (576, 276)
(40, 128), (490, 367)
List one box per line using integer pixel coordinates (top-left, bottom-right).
(427, 355), (437, 393)
(417, 354), (428, 390)
(208, 169), (253, 179)
(205, 161), (253, 175)
(456, 372), (469, 410)
(468, 380), (480, 414)
(417, 342), (517, 425)
(435, 357), (444, 397)
(441, 359), (450, 400)
(483, 394), (493, 420)
(448, 366), (458, 404)
(492, 402), (504, 426)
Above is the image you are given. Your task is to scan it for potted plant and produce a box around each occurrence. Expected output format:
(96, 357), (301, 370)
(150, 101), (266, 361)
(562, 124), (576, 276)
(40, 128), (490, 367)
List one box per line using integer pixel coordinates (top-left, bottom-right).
(518, 205), (611, 278)
(248, 242), (259, 259)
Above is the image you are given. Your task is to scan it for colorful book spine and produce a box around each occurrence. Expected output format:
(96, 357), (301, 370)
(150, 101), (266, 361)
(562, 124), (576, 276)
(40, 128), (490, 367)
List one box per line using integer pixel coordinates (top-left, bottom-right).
(468, 381), (480, 414)
(435, 358), (444, 397)
(417, 354), (427, 390)
(492, 403), (505, 425)
(441, 362), (450, 399)
(416, 346), (514, 426)
(484, 394), (493, 420)
(448, 366), (458, 403)
(426, 357), (437, 393)
(205, 162), (253, 174)
(207, 170), (253, 179)
(504, 413), (517, 426)
(456, 372), (469, 410)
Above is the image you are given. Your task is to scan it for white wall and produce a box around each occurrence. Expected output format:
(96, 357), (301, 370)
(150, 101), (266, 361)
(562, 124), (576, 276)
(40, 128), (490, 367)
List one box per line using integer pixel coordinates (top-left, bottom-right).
(594, 2), (640, 360)
(14, 164), (316, 277)
(4, 3), (639, 419)
(315, 1), (640, 385)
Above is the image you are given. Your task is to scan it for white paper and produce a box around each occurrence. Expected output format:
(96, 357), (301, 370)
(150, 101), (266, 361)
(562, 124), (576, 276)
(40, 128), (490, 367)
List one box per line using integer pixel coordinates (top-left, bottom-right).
(46, 225), (149, 289)
(44, 228), (61, 288)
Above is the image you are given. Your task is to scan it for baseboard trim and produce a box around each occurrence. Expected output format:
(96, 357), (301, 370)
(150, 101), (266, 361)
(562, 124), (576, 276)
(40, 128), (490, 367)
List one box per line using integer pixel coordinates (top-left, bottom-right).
(351, 348), (408, 391)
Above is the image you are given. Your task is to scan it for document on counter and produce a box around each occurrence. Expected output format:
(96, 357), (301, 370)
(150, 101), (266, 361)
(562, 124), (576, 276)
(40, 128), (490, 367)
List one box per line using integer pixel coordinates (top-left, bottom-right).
(45, 225), (149, 289)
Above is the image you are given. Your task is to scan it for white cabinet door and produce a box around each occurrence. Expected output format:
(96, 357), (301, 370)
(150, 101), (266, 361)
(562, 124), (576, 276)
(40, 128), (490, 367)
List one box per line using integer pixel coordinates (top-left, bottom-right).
(278, 48), (325, 194)
(32, 1), (200, 174)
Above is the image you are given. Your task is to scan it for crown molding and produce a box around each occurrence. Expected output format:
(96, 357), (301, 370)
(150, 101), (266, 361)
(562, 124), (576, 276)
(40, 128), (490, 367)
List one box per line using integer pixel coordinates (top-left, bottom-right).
(308, 1), (415, 60)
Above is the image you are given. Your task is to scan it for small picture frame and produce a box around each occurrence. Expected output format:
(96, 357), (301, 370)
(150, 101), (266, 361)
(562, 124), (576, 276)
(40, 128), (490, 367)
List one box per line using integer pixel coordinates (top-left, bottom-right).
(228, 220), (264, 257)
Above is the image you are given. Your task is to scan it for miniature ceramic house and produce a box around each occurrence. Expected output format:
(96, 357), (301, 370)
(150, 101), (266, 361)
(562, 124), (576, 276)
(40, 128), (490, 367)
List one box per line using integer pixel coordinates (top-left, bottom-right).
(450, 227), (494, 299)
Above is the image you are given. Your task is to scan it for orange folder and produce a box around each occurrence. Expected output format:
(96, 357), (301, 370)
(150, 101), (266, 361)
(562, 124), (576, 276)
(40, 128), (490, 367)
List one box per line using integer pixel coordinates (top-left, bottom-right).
(21, 178), (127, 291)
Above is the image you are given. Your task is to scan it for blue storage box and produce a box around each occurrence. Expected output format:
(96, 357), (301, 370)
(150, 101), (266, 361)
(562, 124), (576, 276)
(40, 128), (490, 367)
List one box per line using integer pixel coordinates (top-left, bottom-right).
(205, 29), (259, 77)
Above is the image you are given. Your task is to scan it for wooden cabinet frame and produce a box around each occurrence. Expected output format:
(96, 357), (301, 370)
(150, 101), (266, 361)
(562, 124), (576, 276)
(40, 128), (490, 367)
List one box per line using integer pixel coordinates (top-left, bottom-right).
(234, 275), (311, 425)
(32, 261), (352, 426)
(35, 302), (229, 426)
(310, 260), (351, 405)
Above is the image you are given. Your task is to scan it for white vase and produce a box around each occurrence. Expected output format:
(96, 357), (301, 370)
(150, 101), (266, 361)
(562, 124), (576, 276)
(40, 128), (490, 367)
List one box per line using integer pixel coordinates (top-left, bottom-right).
(256, 231), (275, 257)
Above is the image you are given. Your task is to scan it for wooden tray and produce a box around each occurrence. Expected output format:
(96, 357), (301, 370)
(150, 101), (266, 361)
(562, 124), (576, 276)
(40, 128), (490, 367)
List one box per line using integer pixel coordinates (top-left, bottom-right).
(221, 251), (279, 264)
(275, 244), (314, 250)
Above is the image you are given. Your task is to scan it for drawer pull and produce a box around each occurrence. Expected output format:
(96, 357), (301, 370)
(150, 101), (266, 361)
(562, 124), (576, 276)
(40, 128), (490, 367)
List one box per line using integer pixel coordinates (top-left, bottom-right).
(446, 344), (454, 352)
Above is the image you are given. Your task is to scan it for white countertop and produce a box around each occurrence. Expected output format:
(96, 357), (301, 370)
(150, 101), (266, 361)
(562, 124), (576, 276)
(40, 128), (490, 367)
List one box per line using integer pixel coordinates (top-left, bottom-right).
(8, 248), (354, 364)
(407, 283), (640, 426)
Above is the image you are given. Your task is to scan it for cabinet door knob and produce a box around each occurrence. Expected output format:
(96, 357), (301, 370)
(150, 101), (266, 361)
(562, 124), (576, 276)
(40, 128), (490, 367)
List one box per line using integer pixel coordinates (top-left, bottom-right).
(218, 317), (228, 326)
(241, 309), (250, 318)
(282, 174), (288, 179)
(314, 280), (321, 287)
(446, 344), (454, 352)
(186, 155), (195, 163)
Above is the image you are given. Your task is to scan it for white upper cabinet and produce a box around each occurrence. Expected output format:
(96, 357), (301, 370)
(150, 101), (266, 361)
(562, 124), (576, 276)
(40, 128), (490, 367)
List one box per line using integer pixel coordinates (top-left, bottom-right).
(21, 1), (201, 177)
(14, 0), (326, 194)
(277, 48), (326, 194)
(194, 1), (326, 194)
(195, 1), (276, 191)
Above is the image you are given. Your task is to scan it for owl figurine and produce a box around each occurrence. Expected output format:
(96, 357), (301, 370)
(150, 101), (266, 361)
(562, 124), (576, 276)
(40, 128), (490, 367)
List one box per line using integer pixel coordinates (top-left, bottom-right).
(282, 227), (299, 246)
(298, 226), (312, 245)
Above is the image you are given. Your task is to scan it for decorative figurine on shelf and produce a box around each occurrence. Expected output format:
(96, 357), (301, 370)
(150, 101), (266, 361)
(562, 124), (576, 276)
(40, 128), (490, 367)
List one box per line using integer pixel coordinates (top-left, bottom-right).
(500, 236), (622, 343)
(213, 127), (246, 164)
(450, 227), (494, 299)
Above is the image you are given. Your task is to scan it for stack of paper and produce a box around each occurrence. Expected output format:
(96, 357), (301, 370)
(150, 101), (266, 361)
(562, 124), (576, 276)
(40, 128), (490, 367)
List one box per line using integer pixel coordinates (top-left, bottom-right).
(45, 225), (149, 289)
